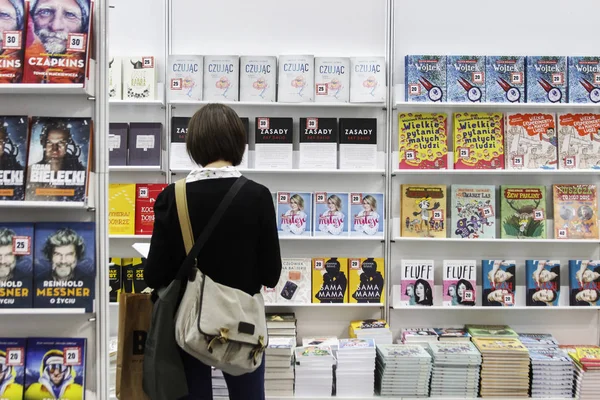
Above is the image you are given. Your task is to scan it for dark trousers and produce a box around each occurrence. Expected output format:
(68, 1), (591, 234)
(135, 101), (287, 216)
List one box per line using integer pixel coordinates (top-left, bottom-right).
(179, 349), (265, 400)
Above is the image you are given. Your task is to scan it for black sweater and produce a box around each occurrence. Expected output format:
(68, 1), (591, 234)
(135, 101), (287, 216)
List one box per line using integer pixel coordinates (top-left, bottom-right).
(143, 177), (282, 295)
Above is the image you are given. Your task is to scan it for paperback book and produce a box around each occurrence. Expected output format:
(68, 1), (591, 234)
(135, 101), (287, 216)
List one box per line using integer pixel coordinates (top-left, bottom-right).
(274, 258), (311, 304)
(0, 223), (34, 308)
(482, 260), (516, 307)
(277, 55), (314, 103)
(123, 56), (157, 100)
(338, 118), (377, 170)
(349, 258), (385, 304)
(277, 192), (312, 237)
(527, 56), (568, 103)
(526, 260), (560, 307)
(298, 117), (338, 170)
(108, 56), (122, 99)
(400, 260), (434, 306)
(500, 185), (547, 239)
(127, 123), (161, 166)
(405, 55), (447, 102)
(123, 258), (148, 293)
(167, 55), (204, 102)
(453, 112), (504, 169)
(557, 113), (600, 170)
(349, 192), (384, 237)
(568, 56), (600, 104)
(312, 257), (348, 303)
(314, 57), (349, 103)
(451, 185), (495, 239)
(485, 56), (526, 103)
(0, 338), (26, 399)
(135, 184), (167, 235)
(239, 55), (276, 102)
(443, 260), (476, 306)
(400, 184), (446, 238)
(553, 184), (598, 240)
(0, 0), (25, 83)
(108, 122), (127, 166)
(254, 117), (293, 169)
(447, 55), (486, 103)
(313, 192), (348, 236)
(569, 260), (600, 306)
(108, 257), (122, 303)
(466, 324), (518, 338)
(108, 183), (136, 235)
(170, 117), (195, 171)
(505, 113), (558, 170)
(203, 55), (239, 101)
(0, 116), (28, 200)
(349, 57), (385, 103)
(397, 112), (447, 169)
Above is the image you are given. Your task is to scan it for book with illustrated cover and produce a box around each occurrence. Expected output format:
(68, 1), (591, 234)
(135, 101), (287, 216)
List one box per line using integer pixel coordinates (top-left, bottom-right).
(135, 184), (167, 235)
(447, 55), (486, 103)
(302, 337), (339, 351)
(123, 56), (157, 100)
(569, 260), (600, 306)
(167, 55), (203, 102)
(505, 113), (558, 170)
(239, 56), (276, 102)
(108, 257), (121, 303)
(401, 185), (446, 238)
(312, 257), (348, 303)
(527, 56), (568, 103)
(277, 55), (314, 103)
(433, 328), (471, 341)
(274, 258), (311, 304)
(553, 184), (598, 240)
(557, 113), (600, 170)
(298, 117), (338, 170)
(108, 122), (127, 166)
(401, 328), (438, 343)
(500, 185), (547, 239)
(482, 260), (516, 307)
(25, 117), (92, 202)
(128, 122), (161, 166)
(254, 117), (293, 169)
(108, 183), (136, 235)
(338, 118), (377, 170)
(472, 337), (527, 352)
(314, 57), (349, 103)
(399, 260), (434, 306)
(397, 112), (447, 169)
(349, 192), (384, 238)
(442, 260), (476, 306)
(313, 192), (348, 236)
(349, 57), (385, 103)
(453, 112), (504, 169)
(277, 192), (312, 237)
(170, 117), (194, 171)
(0, 338), (26, 399)
(485, 56), (526, 103)
(203, 55), (239, 101)
(466, 324), (518, 338)
(451, 185), (495, 239)
(349, 258), (385, 304)
(569, 57), (600, 104)
(0, 116), (28, 200)
(0, 0), (25, 83)
(108, 56), (122, 99)
(0, 223), (33, 308)
(123, 258), (148, 294)
(405, 55), (446, 102)
(526, 260), (560, 307)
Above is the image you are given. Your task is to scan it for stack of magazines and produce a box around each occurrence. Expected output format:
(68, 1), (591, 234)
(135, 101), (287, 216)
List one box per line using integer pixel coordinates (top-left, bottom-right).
(427, 342), (482, 398)
(562, 345), (600, 400)
(375, 344), (432, 397)
(294, 346), (336, 397)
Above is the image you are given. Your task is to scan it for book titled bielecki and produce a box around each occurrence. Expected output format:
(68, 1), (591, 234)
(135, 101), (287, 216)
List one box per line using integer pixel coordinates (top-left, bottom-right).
(299, 118), (338, 170)
(338, 118), (378, 169)
(254, 117), (293, 169)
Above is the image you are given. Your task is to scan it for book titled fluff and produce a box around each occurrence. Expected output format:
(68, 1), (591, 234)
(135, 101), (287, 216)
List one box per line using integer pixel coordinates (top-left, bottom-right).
(239, 56), (277, 102)
(405, 55), (447, 102)
(400, 260), (434, 306)
(314, 57), (349, 103)
(254, 117), (293, 169)
(350, 57), (386, 103)
(527, 56), (568, 103)
(203, 55), (239, 101)
(338, 118), (377, 169)
(167, 55), (203, 102)
(485, 56), (526, 103)
(299, 117), (338, 169)
(447, 55), (486, 103)
(123, 56), (157, 100)
(443, 260), (476, 306)
(108, 56), (122, 99)
(569, 57), (600, 104)
(482, 260), (516, 307)
(526, 260), (560, 307)
(278, 55), (314, 103)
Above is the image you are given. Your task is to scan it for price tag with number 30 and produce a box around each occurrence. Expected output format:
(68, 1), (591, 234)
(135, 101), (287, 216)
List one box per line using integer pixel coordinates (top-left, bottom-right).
(2, 31), (21, 50)
(67, 33), (86, 52)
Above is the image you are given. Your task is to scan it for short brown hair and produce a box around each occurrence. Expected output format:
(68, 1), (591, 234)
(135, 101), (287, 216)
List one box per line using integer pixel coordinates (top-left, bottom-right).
(186, 103), (246, 167)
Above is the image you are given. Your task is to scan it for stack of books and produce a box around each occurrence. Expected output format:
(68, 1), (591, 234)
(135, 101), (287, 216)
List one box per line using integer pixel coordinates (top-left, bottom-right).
(563, 345), (600, 400)
(427, 342), (482, 398)
(375, 344), (432, 397)
(211, 368), (228, 399)
(400, 328), (439, 344)
(336, 338), (377, 397)
(266, 313), (297, 342)
(434, 327), (472, 342)
(294, 346), (336, 397)
(349, 319), (393, 345)
(302, 336), (339, 355)
(264, 337), (295, 397)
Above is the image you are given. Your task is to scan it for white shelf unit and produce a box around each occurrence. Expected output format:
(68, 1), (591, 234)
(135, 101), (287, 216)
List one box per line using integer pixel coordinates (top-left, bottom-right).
(109, 99), (164, 105)
(395, 100), (600, 110)
(0, 83), (94, 96)
(392, 237), (599, 244)
(0, 308), (90, 315)
(0, 200), (88, 209)
(109, 234), (152, 239)
(108, 165), (162, 172)
(392, 168), (600, 176)
(171, 100), (386, 108)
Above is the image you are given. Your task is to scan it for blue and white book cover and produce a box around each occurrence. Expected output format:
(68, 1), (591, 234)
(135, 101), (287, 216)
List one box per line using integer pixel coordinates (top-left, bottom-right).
(527, 56), (568, 103)
(0, 223), (34, 308)
(277, 192), (313, 237)
(33, 223), (95, 312)
(482, 260), (516, 307)
(349, 192), (384, 238)
(24, 338), (86, 400)
(568, 57), (600, 104)
(485, 56), (526, 103)
(0, 116), (29, 201)
(526, 260), (560, 307)
(313, 192), (349, 237)
(447, 55), (486, 103)
(405, 55), (446, 102)
(569, 260), (600, 306)
(0, 338), (26, 400)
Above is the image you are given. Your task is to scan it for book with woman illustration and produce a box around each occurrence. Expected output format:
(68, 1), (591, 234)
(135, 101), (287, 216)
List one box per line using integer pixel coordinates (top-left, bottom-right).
(569, 260), (600, 306)
(482, 260), (516, 307)
(400, 260), (434, 306)
(312, 257), (349, 303)
(526, 260), (560, 306)
(277, 192), (313, 236)
(443, 260), (476, 306)
(313, 192), (349, 236)
(349, 192), (384, 237)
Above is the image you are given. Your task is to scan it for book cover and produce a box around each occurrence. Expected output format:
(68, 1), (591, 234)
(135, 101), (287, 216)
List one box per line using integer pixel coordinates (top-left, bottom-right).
(527, 56), (568, 103)
(0, 0), (25, 83)
(400, 184), (446, 238)
(399, 260), (434, 306)
(24, 338), (86, 400)
(482, 260), (516, 307)
(569, 57), (600, 104)
(500, 185), (546, 239)
(254, 117), (293, 169)
(398, 112), (447, 169)
(312, 257), (348, 303)
(127, 122), (161, 166)
(569, 260), (600, 306)
(314, 57), (349, 103)
(277, 55), (314, 103)
(135, 184), (167, 235)
(314, 192), (348, 236)
(349, 192), (384, 237)
(123, 258), (148, 293)
(261, 286), (277, 305)
(108, 122), (127, 166)
(275, 258), (311, 304)
(276, 192), (312, 237)
(239, 117), (249, 169)
(553, 184), (598, 240)
(0, 223), (33, 308)
(25, 117), (92, 202)
(443, 260), (476, 306)
(108, 56), (122, 99)
(239, 55), (276, 102)
(0, 116), (28, 200)
(526, 260), (560, 307)
(167, 55), (203, 102)
(203, 55), (239, 101)
(485, 56), (526, 103)
(557, 113), (600, 169)
(108, 183), (136, 235)
(447, 55), (486, 103)
(349, 57), (385, 103)
(453, 112), (504, 169)
(33, 223), (95, 312)
(349, 258), (385, 304)
(298, 117), (338, 170)
(0, 338), (26, 399)
(338, 118), (377, 170)
(466, 324), (518, 338)
(23, 0), (91, 83)
(108, 257), (121, 303)
(505, 113), (557, 170)
(405, 55), (446, 102)
(170, 117), (194, 171)
(451, 185), (495, 239)
(123, 56), (157, 100)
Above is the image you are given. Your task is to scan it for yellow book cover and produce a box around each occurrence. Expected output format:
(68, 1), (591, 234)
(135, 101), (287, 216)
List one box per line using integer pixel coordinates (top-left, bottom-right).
(453, 112), (504, 169)
(348, 319), (390, 338)
(401, 184), (447, 238)
(312, 257), (348, 303)
(131, 258), (149, 294)
(553, 184), (599, 240)
(472, 337), (529, 353)
(398, 112), (448, 169)
(349, 258), (385, 304)
(108, 257), (122, 302)
(108, 183), (136, 235)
